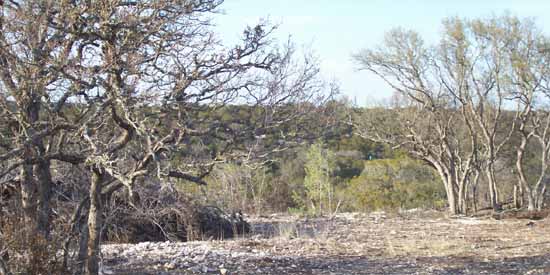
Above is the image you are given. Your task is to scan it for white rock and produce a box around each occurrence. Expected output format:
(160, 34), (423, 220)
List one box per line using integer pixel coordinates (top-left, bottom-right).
(164, 262), (176, 270)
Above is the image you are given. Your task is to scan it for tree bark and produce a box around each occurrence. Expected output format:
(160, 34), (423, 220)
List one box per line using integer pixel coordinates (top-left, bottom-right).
(526, 188), (536, 211)
(485, 164), (500, 211)
(85, 169), (104, 275)
(20, 164), (38, 232)
(458, 182), (467, 215)
(472, 184), (478, 213)
(513, 181), (524, 210)
(517, 133), (549, 212)
(429, 158), (461, 215)
(439, 170), (459, 214)
(35, 159), (53, 237)
(536, 185), (547, 211)
(447, 183), (458, 215)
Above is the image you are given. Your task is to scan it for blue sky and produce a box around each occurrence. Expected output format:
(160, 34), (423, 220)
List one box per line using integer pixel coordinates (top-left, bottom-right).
(214, 1), (550, 106)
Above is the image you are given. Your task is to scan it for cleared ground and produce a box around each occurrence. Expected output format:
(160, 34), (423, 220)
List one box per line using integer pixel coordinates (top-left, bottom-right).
(103, 211), (550, 274)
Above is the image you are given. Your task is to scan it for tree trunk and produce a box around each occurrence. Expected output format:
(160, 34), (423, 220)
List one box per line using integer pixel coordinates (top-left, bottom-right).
(513, 185), (519, 209)
(458, 181), (467, 214)
(472, 183), (478, 213)
(470, 169), (480, 214)
(20, 164), (38, 232)
(485, 165), (500, 211)
(444, 176), (459, 215)
(519, 172), (536, 212)
(513, 183), (524, 210)
(85, 170), (104, 275)
(536, 185), (547, 211)
(430, 160), (461, 215)
(527, 191), (536, 211)
(19, 163), (43, 273)
(16, 92), (52, 271)
(524, 179), (545, 212)
(515, 133), (529, 210)
(35, 159), (53, 237)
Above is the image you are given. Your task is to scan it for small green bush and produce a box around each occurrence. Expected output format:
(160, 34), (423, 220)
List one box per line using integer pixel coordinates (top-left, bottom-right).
(340, 157), (446, 212)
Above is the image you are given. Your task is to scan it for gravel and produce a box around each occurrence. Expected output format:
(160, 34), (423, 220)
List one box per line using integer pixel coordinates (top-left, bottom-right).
(101, 212), (550, 275)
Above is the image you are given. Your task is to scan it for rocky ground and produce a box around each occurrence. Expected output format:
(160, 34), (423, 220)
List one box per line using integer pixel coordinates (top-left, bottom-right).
(101, 211), (550, 274)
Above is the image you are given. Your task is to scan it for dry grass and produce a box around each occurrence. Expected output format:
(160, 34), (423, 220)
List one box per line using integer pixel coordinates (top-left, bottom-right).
(103, 211), (550, 274)
(234, 212), (550, 273)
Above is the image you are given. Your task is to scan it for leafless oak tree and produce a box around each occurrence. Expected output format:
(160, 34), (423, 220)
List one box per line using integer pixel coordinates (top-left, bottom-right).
(0, 1), (334, 274)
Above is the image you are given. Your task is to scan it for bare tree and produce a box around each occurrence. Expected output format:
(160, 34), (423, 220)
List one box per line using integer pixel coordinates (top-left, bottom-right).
(0, 3), (86, 273)
(353, 16), (541, 213)
(459, 17), (519, 211)
(353, 28), (479, 215)
(0, 1), (333, 274)
(506, 18), (550, 211)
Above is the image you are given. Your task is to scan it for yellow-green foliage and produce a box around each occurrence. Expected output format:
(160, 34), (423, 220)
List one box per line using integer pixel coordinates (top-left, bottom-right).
(176, 161), (304, 214)
(293, 142), (335, 215)
(341, 157), (446, 212)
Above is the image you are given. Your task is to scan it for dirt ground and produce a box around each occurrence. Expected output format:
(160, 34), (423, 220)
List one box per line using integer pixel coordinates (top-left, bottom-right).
(102, 211), (550, 274)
